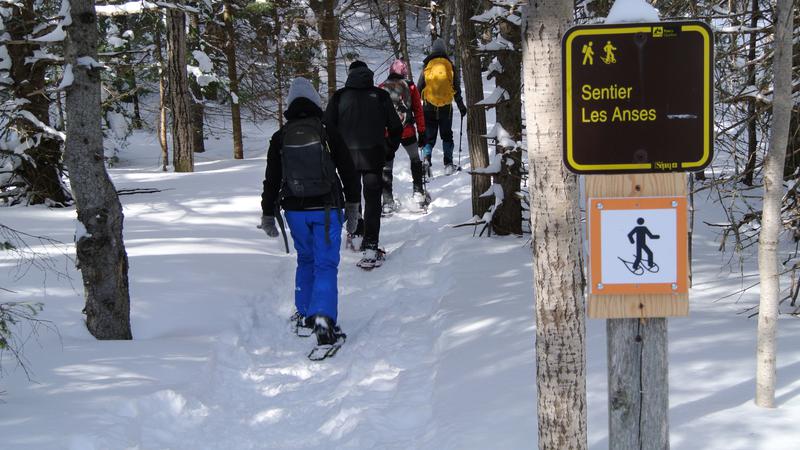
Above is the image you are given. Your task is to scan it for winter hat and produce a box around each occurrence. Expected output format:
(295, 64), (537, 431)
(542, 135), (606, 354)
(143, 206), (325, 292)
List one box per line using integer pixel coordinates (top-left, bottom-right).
(431, 38), (447, 55)
(348, 60), (368, 73)
(389, 59), (409, 77)
(286, 77), (321, 109)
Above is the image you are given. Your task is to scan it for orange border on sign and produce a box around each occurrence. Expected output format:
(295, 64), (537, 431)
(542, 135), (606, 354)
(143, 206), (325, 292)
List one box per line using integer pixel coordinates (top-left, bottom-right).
(588, 197), (688, 295)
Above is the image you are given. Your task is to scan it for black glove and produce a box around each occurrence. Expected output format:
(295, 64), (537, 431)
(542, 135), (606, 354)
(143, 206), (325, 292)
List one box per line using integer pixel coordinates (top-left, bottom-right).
(345, 202), (360, 235)
(258, 215), (279, 238)
(417, 131), (426, 147)
(458, 102), (467, 117)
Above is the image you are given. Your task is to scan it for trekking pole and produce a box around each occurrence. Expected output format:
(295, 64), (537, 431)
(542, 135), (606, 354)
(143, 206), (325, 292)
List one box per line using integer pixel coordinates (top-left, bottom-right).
(457, 114), (464, 172)
(274, 209), (290, 254)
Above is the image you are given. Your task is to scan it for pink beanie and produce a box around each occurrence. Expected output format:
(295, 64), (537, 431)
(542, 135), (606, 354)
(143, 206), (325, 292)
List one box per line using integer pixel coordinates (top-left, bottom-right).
(389, 59), (409, 77)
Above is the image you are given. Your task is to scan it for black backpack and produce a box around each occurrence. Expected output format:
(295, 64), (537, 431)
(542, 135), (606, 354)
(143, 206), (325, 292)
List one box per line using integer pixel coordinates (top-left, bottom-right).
(280, 116), (338, 201)
(381, 78), (413, 127)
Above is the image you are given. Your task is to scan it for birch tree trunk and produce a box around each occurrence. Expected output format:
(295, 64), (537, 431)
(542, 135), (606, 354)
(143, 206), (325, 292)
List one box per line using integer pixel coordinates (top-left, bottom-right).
(522, 1), (587, 447)
(64, 0), (132, 340)
(153, 15), (169, 171)
(167, 1), (195, 172)
(454, 0), (491, 217)
(755, 0), (793, 409)
(223, 0), (244, 159)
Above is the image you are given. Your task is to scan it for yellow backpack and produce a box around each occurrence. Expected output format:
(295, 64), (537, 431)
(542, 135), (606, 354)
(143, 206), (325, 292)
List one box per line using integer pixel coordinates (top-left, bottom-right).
(422, 57), (455, 107)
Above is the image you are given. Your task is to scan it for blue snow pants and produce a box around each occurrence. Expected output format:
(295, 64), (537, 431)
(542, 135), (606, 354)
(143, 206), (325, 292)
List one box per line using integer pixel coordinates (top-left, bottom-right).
(284, 209), (343, 323)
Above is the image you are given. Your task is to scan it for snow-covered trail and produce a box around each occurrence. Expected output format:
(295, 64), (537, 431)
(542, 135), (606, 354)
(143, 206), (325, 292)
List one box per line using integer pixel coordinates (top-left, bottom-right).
(97, 152), (538, 450)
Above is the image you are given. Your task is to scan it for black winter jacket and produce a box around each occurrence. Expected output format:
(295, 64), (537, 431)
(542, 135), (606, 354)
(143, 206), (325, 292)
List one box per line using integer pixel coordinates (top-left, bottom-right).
(261, 98), (361, 214)
(324, 66), (403, 171)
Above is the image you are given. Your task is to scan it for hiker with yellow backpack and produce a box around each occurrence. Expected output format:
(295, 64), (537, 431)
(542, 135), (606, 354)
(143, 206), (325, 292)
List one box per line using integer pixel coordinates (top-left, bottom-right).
(417, 38), (467, 177)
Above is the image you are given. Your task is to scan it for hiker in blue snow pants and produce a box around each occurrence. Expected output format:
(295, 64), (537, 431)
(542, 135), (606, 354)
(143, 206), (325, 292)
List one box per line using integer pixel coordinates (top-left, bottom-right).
(284, 210), (343, 322)
(260, 77), (361, 342)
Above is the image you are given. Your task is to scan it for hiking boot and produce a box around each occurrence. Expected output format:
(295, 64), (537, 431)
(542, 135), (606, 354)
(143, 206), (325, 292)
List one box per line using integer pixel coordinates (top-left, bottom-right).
(382, 199), (395, 215)
(313, 315), (341, 346)
(413, 191), (427, 208)
(423, 157), (432, 178)
(444, 164), (455, 176)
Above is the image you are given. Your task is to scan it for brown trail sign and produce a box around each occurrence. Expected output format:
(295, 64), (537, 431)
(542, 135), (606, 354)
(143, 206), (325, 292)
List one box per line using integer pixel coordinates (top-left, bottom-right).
(562, 21), (713, 175)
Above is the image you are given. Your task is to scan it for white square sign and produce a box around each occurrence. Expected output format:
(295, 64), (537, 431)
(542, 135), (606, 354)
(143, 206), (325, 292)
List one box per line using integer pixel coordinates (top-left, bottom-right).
(588, 197), (688, 295)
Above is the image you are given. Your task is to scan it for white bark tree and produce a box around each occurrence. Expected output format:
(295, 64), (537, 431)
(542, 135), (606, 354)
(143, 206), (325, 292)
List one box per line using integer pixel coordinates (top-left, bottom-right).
(64, 0), (132, 339)
(522, 0), (587, 448)
(755, 0), (794, 408)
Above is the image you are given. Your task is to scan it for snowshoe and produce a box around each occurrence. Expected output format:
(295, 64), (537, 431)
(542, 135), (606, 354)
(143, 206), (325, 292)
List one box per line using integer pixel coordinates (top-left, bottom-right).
(308, 316), (346, 361)
(381, 199), (396, 217)
(356, 248), (386, 270)
(444, 164), (455, 176)
(290, 311), (314, 337)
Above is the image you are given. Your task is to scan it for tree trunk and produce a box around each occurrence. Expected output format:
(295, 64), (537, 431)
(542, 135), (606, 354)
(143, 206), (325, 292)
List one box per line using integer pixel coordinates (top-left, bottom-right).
(756, 0), (793, 409)
(153, 14), (169, 171)
(398, 0), (412, 81)
(223, 0), (244, 159)
(455, 0), (491, 217)
(188, 11), (206, 153)
(429, 0), (439, 43)
(522, 1), (587, 448)
(3, 0), (71, 206)
(166, 2), (195, 172)
(492, 19), (523, 235)
(743, 0), (759, 186)
(311, 0), (340, 100)
(64, 0), (132, 340)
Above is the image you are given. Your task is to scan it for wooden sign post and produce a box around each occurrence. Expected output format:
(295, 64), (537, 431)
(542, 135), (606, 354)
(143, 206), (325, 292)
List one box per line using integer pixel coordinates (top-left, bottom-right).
(562, 21), (713, 449)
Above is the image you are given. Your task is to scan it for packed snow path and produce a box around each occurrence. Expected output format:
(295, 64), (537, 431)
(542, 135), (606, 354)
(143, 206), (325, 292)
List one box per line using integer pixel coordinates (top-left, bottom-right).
(0, 139), (538, 449)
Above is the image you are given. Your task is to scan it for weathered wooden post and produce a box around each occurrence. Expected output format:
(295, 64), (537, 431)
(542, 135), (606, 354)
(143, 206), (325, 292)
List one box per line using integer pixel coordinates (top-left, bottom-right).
(562, 20), (713, 449)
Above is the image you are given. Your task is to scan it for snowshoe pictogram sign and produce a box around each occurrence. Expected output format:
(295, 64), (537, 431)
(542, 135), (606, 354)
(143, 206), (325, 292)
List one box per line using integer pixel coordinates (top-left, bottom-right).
(588, 196), (688, 295)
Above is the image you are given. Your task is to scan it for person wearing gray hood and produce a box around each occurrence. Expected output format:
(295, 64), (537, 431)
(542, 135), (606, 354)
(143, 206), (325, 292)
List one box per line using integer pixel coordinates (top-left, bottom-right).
(417, 38), (467, 176)
(325, 60), (403, 270)
(260, 77), (361, 350)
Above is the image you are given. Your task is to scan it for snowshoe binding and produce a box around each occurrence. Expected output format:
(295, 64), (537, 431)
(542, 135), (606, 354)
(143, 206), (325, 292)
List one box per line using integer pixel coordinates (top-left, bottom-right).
(308, 315), (346, 361)
(444, 164), (455, 176)
(412, 191), (431, 212)
(356, 248), (385, 270)
(290, 311), (314, 337)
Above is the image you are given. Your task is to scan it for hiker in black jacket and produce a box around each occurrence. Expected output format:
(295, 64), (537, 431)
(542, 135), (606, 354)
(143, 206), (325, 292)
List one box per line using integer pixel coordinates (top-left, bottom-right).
(260, 77), (361, 345)
(325, 60), (403, 270)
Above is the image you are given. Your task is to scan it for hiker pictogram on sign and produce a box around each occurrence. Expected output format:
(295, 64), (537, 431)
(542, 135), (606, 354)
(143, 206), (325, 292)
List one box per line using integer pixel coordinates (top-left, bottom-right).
(619, 218), (661, 275)
(582, 41), (594, 65)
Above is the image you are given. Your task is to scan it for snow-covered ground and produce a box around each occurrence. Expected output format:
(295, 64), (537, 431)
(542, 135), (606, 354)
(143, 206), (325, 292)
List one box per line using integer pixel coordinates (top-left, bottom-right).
(2, 111), (799, 449)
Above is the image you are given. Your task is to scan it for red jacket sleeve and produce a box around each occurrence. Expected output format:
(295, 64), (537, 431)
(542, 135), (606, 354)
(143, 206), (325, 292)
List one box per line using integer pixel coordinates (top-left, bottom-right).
(409, 82), (425, 134)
